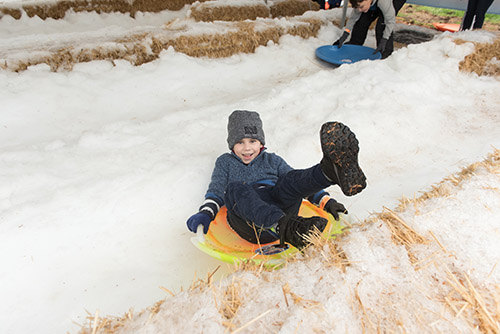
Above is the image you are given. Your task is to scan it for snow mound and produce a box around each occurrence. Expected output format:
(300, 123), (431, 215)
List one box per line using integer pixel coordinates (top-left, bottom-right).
(78, 150), (500, 334)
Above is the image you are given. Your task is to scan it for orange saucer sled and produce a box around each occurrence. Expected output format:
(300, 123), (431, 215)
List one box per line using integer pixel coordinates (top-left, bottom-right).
(432, 23), (460, 33)
(191, 200), (347, 268)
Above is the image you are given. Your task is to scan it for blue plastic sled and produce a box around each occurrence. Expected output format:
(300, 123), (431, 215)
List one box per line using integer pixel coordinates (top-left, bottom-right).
(315, 45), (381, 66)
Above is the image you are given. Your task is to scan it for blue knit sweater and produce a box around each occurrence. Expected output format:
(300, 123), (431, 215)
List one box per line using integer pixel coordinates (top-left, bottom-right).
(199, 149), (327, 218)
(205, 149), (292, 203)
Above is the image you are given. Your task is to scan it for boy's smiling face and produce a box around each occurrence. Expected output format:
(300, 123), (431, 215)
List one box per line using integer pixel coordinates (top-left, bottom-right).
(233, 138), (263, 164)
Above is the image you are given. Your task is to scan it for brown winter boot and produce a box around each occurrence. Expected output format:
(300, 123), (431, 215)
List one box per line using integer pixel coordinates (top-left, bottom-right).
(320, 121), (366, 196)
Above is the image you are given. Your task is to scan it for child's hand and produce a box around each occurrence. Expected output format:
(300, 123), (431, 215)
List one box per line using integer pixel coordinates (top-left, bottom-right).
(373, 38), (388, 55)
(333, 30), (350, 48)
(186, 211), (212, 234)
(323, 199), (348, 220)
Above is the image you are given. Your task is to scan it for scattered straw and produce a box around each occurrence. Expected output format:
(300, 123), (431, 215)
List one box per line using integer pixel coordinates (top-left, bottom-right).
(397, 147), (500, 212)
(216, 277), (244, 331)
(353, 281), (378, 333)
(459, 38), (500, 77)
(282, 284), (290, 307)
(378, 207), (429, 264)
(91, 310), (99, 334)
(303, 228), (351, 272)
(445, 268), (500, 333)
(231, 309), (272, 334)
(79, 308), (134, 334)
(428, 230), (447, 253)
(282, 282), (322, 309)
(159, 286), (175, 297)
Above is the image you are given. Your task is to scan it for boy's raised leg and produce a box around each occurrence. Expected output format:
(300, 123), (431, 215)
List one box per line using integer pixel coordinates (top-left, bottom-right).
(320, 122), (366, 196)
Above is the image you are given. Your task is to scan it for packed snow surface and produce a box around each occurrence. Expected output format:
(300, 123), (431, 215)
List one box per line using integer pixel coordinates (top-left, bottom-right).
(0, 5), (499, 334)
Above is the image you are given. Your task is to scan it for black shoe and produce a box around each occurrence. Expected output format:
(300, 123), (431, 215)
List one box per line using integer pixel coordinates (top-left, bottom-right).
(278, 215), (328, 249)
(320, 121), (366, 196)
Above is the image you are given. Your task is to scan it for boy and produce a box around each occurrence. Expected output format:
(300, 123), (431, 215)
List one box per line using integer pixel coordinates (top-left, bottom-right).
(186, 110), (366, 249)
(334, 0), (406, 59)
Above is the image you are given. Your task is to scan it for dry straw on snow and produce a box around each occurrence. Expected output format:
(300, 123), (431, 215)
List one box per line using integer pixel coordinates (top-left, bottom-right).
(77, 149), (500, 334)
(378, 148), (500, 333)
(458, 38), (500, 76)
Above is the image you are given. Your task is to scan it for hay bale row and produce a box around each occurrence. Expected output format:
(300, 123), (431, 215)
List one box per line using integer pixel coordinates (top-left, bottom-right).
(190, 1), (270, 22)
(0, 0), (319, 21)
(269, 0), (319, 18)
(190, 0), (320, 22)
(1, 18), (323, 72)
(0, 0), (200, 20)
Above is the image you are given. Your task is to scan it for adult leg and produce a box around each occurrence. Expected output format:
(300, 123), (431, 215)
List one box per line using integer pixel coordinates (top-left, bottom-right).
(462, 0), (479, 30)
(348, 11), (378, 46)
(473, 0), (494, 28)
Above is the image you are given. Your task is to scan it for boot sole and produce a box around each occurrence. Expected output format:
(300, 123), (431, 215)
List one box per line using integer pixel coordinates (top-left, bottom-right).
(320, 122), (366, 196)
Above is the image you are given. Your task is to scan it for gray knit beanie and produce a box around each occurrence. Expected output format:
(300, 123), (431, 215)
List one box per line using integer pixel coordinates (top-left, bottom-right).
(227, 110), (265, 150)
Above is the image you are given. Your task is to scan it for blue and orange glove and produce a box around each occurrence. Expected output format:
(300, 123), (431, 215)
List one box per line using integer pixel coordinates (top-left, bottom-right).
(320, 197), (347, 220)
(186, 211), (212, 234)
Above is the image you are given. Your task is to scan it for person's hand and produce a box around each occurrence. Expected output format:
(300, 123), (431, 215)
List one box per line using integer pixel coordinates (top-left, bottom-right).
(333, 30), (350, 48)
(373, 38), (388, 55)
(323, 199), (348, 220)
(186, 211), (212, 234)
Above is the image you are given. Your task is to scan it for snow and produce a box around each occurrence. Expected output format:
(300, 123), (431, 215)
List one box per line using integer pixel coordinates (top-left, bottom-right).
(0, 4), (499, 334)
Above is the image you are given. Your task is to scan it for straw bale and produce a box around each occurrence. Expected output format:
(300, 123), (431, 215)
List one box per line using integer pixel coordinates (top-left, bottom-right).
(459, 38), (500, 77)
(160, 19), (321, 59)
(270, 0), (320, 18)
(190, 2), (270, 22)
(0, 0), (199, 20)
(1, 17), (323, 70)
(285, 18), (322, 38)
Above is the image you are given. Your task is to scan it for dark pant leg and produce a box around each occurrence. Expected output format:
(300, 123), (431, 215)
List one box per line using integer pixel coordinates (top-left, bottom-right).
(473, 0), (494, 28)
(224, 182), (284, 229)
(226, 210), (279, 244)
(270, 164), (332, 211)
(224, 165), (332, 244)
(224, 182), (284, 244)
(348, 11), (378, 46)
(462, 0), (479, 30)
